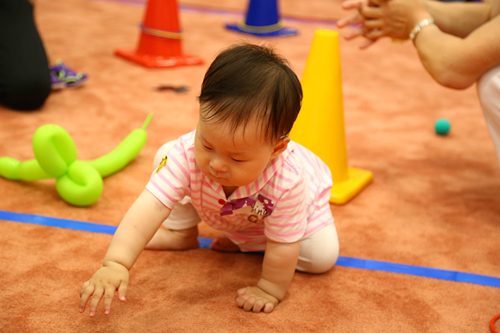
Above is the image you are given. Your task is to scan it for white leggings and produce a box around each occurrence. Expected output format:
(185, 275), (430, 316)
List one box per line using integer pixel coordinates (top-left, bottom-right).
(478, 65), (500, 168)
(154, 141), (340, 274)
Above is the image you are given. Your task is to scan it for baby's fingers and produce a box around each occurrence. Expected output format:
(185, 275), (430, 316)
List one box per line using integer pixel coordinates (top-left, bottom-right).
(252, 299), (265, 313)
(236, 287), (247, 297)
(242, 298), (255, 312)
(236, 290), (251, 310)
(103, 285), (116, 315)
(236, 293), (263, 313)
(238, 296), (275, 313)
(89, 285), (104, 317)
(118, 280), (128, 302)
(79, 282), (94, 313)
(263, 302), (275, 313)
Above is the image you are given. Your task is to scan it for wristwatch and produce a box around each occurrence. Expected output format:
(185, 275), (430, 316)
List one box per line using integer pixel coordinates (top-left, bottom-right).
(409, 18), (435, 41)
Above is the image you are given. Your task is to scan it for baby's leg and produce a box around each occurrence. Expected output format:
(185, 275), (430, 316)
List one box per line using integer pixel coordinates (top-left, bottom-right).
(146, 141), (202, 251)
(146, 226), (199, 251)
(296, 223), (339, 274)
(146, 195), (202, 250)
(210, 236), (240, 252)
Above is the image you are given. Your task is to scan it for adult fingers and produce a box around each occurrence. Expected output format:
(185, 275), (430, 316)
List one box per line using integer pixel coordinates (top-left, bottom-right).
(337, 13), (363, 28)
(364, 29), (385, 40)
(344, 28), (365, 40)
(360, 5), (383, 19)
(359, 38), (377, 49)
(342, 0), (366, 10)
(370, 0), (389, 6)
(364, 18), (384, 30)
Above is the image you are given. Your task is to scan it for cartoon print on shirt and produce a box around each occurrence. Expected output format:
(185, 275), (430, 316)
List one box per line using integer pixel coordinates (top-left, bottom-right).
(154, 155), (168, 174)
(220, 194), (274, 223)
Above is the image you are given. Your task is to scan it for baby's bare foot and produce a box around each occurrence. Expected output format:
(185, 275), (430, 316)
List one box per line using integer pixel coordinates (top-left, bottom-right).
(210, 237), (240, 252)
(146, 227), (198, 251)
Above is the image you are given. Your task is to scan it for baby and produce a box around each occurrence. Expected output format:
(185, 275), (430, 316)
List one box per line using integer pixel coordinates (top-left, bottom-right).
(79, 43), (339, 315)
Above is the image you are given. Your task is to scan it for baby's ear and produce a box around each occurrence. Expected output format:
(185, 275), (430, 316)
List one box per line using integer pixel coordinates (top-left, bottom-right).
(270, 136), (291, 160)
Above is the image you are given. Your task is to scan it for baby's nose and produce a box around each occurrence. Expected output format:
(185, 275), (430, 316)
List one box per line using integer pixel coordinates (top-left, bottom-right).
(210, 158), (226, 172)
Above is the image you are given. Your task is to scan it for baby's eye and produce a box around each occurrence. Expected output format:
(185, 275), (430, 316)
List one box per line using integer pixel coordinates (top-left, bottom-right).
(231, 158), (245, 162)
(203, 144), (212, 150)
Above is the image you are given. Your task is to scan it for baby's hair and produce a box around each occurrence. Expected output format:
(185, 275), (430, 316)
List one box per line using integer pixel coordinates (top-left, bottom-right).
(198, 43), (303, 144)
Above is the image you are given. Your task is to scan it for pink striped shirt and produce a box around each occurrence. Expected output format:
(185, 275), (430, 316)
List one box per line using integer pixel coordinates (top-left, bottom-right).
(146, 130), (334, 252)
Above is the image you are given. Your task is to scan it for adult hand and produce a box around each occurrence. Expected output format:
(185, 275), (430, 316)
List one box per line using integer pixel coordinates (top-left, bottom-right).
(338, 0), (433, 48)
(79, 262), (129, 317)
(337, 0), (369, 28)
(337, 0), (384, 49)
(365, 0), (432, 40)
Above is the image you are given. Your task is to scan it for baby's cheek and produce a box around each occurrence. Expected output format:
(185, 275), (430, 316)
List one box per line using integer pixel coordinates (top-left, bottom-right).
(235, 167), (255, 185)
(227, 168), (243, 185)
(195, 152), (208, 170)
(200, 162), (211, 176)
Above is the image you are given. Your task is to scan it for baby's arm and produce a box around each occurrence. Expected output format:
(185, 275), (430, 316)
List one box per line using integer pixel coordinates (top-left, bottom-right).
(236, 239), (300, 313)
(79, 190), (171, 317)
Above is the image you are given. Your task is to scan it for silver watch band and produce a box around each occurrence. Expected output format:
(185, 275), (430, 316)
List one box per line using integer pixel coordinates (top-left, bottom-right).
(409, 18), (435, 41)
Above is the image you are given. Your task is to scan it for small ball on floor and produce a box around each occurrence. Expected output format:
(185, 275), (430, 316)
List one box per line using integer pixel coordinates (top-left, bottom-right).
(435, 118), (451, 136)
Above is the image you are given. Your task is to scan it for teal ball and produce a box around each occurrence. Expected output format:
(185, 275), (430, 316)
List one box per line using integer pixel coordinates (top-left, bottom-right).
(435, 118), (451, 136)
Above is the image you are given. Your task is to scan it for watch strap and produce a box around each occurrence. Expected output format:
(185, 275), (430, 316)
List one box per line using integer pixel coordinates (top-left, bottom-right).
(409, 18), (435, 41)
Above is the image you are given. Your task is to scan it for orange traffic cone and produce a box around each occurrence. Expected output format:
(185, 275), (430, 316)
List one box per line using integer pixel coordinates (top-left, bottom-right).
(115, 0), (203, 68)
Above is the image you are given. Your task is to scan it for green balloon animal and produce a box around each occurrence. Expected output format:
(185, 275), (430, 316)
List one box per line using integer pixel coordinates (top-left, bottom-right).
(0, 114), (153, 206)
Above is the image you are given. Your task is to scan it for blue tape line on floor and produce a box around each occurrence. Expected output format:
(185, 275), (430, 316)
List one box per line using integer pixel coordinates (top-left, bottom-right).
(1, 209), (500, 288)
(335, 257), (500, 288)
(0, 210), (117, 235)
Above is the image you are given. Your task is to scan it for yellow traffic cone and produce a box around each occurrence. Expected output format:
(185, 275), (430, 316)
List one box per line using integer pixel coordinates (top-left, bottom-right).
(290, 29), (373, 204)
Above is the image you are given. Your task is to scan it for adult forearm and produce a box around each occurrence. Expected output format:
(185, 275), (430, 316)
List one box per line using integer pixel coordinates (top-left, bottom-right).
(415, 11), (500, 90)
(258, 240), (300, 300)
(414, 26), (476, 89)
(423, 1), (491, 38)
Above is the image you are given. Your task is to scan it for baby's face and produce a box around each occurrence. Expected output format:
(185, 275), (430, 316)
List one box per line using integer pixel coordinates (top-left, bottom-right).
(194, 116), (277, 189)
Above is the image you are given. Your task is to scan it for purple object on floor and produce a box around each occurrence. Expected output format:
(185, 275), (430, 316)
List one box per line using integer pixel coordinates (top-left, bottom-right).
(50, 60), (88, 89)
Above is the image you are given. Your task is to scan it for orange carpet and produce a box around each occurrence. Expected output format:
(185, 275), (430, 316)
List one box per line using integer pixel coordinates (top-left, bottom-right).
(1, 0), (499, 332)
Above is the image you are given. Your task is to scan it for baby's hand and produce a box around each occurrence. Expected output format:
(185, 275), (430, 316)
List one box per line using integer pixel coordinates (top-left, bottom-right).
(79, 262), (129, 317)
(236, 286), (279, 313)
